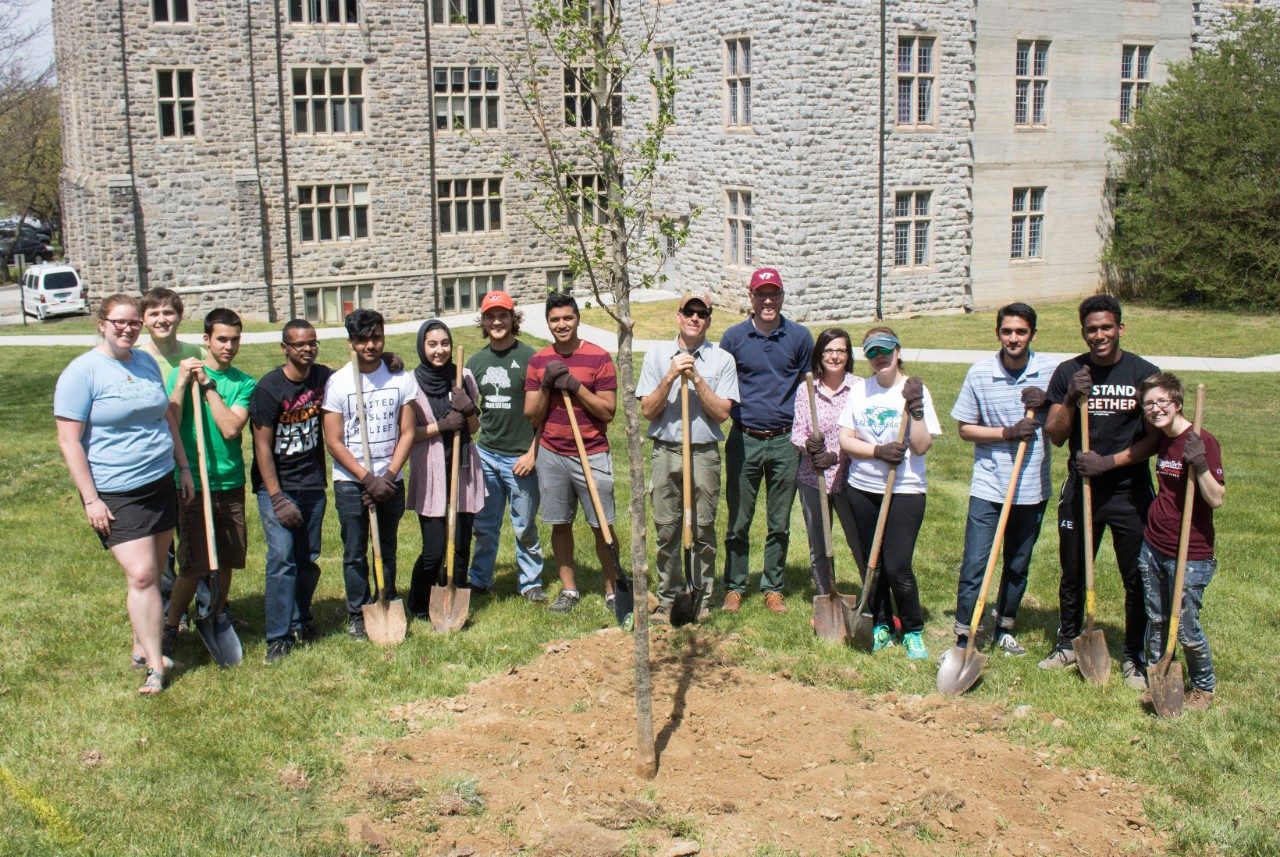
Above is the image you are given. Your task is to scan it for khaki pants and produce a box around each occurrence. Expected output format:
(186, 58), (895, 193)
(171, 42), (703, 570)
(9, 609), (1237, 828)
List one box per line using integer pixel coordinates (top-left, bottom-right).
(649, 440), (721, 606)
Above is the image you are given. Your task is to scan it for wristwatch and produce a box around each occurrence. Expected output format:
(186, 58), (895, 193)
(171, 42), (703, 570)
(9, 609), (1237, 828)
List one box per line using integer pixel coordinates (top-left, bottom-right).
(199, 378), (217, 395)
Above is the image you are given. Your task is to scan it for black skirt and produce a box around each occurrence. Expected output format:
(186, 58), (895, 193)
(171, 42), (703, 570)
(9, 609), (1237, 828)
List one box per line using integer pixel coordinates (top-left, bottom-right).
(97, 474), (179, 549)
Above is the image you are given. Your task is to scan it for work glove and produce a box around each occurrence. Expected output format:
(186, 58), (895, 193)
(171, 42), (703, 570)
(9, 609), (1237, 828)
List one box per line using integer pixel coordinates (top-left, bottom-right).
(450, 385), (478, 417)
(1002, 418), (1038, 442)
(811, 449), (838, 470)
(1074, 450), (1113, 478)
(270, 492), (304, 529)
(541, 360), (568, 391)
(1065, 366), (1093, 408)
(1183, 431), (1209, 476)
(902, 377), (925, 413)
(361, 491), (377, 509)
(872, 441), (906, 465)
(1020, 386), (1047, 410)
(552, 371), (582, 395)
(436, 410), (466, 433)
(804, 431), (826, 455)
(382, 352), (405, 373)
(360, 471), (397, 503)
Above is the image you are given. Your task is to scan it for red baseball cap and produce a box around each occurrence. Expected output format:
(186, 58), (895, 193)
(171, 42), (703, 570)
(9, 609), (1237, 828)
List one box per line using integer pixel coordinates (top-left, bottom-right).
(479, 290), (515, 313)
(749, 267), (783, 291)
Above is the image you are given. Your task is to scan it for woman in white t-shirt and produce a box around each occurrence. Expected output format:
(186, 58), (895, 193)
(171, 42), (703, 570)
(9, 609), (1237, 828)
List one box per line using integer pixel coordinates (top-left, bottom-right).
(837, 327), (942, 660)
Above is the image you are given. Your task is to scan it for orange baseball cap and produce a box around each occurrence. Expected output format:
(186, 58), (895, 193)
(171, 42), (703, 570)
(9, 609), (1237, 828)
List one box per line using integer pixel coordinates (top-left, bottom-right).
(479, 291), (515, 312)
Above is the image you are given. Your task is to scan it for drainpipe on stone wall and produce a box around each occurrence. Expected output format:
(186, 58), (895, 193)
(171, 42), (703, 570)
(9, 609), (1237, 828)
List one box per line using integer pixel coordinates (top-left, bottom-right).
(114, 0), (149, 294)
(422, 1), (442, 316)
(244, 0), (277, 321)
(271, 0), (298, 318)
(875, 0), (886, 321)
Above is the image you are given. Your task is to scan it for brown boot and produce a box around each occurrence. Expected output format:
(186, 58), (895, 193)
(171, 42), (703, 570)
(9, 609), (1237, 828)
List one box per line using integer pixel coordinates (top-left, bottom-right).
(1186, 688), (1215, 711)
(764, 592), (788, 614)
(721, 591), (742, 613)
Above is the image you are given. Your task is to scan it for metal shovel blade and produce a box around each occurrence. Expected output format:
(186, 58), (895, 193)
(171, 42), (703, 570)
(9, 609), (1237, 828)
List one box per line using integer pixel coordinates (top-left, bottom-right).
(937, 645), (988, 696)
(1149, 659), (1185, 718)
(365, 597), (408, 645)
(194, 613), (228, 667)
(812, 594), (848, 643)
(1073, 630), (1111, 686)
(670, 592), (695, 627)
(212, 610), (243, 667)
(611, 570), (635, 629)
(428, 584), (456, 633)
(849, 611), (875, 652)
(441, 587), (471, 632)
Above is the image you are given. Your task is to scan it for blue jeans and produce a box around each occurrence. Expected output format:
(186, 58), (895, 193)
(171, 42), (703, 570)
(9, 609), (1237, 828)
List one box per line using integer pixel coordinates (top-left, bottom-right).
(257, 488), (326, 644)
(954, 496), (1047, 636)
(467, 447), (544, 593)
(1140, 540), (1217, 692)
(334, 480), (405, 617)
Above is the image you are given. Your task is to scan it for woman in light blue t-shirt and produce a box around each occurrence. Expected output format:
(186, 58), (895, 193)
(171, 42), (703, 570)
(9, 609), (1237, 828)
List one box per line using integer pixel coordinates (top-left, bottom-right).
(54, 294), (193, 695)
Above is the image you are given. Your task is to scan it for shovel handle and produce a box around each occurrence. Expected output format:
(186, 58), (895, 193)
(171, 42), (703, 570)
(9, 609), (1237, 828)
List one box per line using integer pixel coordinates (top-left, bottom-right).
(864, 409), (912, 573)
(681, 375), (693, 549)
(352, 357), (385, 597)
(805, 373), (836, 561)
(562, 390), (615, 549)
(444, 347), (464, 586)
(190, 383), (219, 571)
(1079, 399), (1097, 624)
(1162, 384), (1206, 663)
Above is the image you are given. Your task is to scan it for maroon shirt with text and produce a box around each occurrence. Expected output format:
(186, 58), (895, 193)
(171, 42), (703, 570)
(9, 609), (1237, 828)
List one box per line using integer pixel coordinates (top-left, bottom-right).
(1143, 427), (1224, 560)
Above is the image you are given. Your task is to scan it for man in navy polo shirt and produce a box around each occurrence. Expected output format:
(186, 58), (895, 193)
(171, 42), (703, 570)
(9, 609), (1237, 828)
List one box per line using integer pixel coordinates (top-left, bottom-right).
(719, 267), (814, 614)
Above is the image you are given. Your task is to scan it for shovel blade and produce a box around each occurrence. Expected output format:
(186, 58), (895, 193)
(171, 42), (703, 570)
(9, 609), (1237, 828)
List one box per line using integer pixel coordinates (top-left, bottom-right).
(611, 573), (635, 629)
(428, 585), (456, 633)
(670, 592), (695, 627)
(194, 613), (230, 667)
(812, 594), (848, 643)
(1149, 660), (1185, 718)
(364, 597), (408, 645)
(1073, 629), (1111, 686)
(937, 645), (988, 696)
(212, 610), (243, 667)
(850, 612), (876, 652)
(444, 586), (471, 632)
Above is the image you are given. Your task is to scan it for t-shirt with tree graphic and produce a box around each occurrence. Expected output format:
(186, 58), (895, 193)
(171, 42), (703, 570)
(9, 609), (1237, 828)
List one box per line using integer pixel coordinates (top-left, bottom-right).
(467, 340), (537, 455)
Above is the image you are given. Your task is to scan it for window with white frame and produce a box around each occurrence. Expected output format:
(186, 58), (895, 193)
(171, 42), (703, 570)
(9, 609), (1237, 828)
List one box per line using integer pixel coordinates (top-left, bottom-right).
(563, 67), (622, 128)
(434, 66), (500, 130)
(654, 46), (675, 121)
(289, 0), (361, 24)
(896, 36), (935, 127)
(1120, 45), (1152, 125)
(152, 0), (190, 24)
(1010, 187), (1045, 260)
(725, 188), (753, 267)
(546, 269), (574, 293)
(442, 274), (505, 313)
(303, 283), (373, 324)
(725, 37), (751, 127)
(1015, 40), (1049, 126)
(297, 183), (370, 243)
(565, 174), (607, 227)
(893, 190), (932, 268)
(156, 69), (197, 139)
(292, 67), (364, 134)
(432, 0), (497, 25)
(437, 177), (503, 234)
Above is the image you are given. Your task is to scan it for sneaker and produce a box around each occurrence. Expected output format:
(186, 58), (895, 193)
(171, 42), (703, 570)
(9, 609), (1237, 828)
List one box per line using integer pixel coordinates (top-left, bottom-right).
(1121, 658), (1148, 690)
(872, 624), (895, 652)
(1186, 688), (1215, 711)
(469, 585), (493, 597)
(522, 586), (548, 604)
(763, 592), (788, 614)
(1037, 646), (1077, 670)
(161, 624), (180, 660)
(721, 591), (743, 614)
(994, 631), (1027, 657)
(903, 631), (929, 660)
(264, 639), (292, 665)
(651, 605), (671, 626)
(295, 622), (319, 644)
(549, 590), (580, 614)
(347, 615), (367, 640)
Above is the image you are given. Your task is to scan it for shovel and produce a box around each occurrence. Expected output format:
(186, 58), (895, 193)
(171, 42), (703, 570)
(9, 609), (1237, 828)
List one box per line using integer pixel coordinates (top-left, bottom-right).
(1074, 398), (1111, 686)
(430, 347), (471, 633)
(561, 390), (634, 628)
(938, 408), (1036, 695)
(352, 358), (408, 646)
(669, 375), (699, 627)
(1150, 384), (1206, 718)
(805, 373), (859, 643)
(190, 384), (241, 667)
(849, 411), (912, 652)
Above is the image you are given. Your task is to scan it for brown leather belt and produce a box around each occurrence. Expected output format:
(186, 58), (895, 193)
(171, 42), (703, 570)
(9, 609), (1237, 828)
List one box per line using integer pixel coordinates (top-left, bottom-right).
(736, 424), (791, 440)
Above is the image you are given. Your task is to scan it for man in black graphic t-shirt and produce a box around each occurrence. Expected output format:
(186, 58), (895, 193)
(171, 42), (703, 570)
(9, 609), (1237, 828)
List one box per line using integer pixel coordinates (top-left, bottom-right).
(1038, 295), (1160, 689)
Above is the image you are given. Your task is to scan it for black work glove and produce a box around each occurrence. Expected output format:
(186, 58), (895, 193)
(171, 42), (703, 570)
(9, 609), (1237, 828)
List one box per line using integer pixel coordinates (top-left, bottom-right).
(361, 491), (377, 509)
(1020, 386), (1047, 410)
(811, 449), (838, 470)
(382, 352), (405, 373)
(359, 471), (397, 503)
(450, 385), (478, 417)
(804, 431), (826, 455)
(1002, 418), (1038, 442)
(270, 492), (303, 528)
(436, 410), (466, 433)
(902, 377), (925, 414)
(552, 371), (581, 395)
(1065, 366), (1092, 408)
(1074, 450), (1113, 478)
(872, 441), (906, 465)
(541, 360), (568, 391)
(1183, 431), (1209, 476)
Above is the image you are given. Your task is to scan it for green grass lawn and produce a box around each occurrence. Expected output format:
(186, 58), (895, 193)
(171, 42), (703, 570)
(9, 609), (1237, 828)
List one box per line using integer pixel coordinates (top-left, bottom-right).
(2, 324), (1278, 855)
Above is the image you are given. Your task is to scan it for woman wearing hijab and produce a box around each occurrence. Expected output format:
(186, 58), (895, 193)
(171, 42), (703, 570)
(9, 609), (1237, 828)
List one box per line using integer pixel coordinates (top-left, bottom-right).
(407, 319), (486, 619)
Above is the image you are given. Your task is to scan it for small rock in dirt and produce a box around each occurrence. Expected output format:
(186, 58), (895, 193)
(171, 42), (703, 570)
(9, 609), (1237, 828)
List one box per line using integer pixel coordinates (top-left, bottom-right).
(663, 840), (701, 857)
(937, 810), (956, 830)
(80, 750), (104, 767)
(545, 642), (571, 654)
(820, 809), (842, 821)
(1012, 704), (1034, 719)
(735, 748), (754, 758)
(443, 844), (476, 857)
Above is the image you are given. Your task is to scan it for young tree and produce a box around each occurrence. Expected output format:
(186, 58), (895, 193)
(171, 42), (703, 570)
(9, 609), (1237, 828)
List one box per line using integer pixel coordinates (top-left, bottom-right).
(0, 0), (52, 121)
(1104, 9), (1280, 308)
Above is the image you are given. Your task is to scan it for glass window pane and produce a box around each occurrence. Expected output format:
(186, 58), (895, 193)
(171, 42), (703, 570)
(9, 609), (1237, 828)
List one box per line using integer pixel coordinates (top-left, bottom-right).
(355, 207), (368, 238)
(897, 39), (912, 74)
(322, 288), (338, 322)
(1011, 219), (1024, 257)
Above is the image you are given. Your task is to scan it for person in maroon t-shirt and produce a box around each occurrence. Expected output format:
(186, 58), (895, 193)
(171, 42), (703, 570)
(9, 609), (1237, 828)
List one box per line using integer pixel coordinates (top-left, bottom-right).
(524, 292), (622, 614)
(1137, 372), (1226, 711)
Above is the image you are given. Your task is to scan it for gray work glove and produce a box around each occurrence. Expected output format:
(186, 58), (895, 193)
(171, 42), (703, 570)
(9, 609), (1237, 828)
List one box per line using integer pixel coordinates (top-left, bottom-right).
(270, 492), (303, 529)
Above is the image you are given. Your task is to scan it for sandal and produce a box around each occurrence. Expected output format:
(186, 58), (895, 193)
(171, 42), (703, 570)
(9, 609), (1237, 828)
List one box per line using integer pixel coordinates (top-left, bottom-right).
(131, 654), (176, 670)
(138, 668), (165, 695)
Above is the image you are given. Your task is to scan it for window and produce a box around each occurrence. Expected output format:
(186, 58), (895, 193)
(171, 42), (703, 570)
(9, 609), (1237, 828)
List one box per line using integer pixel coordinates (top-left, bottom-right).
(156, 69), (197, 139)
(152, 0), (190, 23)
(546, 269), (574, 293)
(725, 37), (751, 127)
(1120, 45), (1152, 125)
(565, 174), (607, 227)
(292, 67), (365, 134)
(563, 67), (622, 128)
(896, 36), (935, 127)
(434, 66), (500, 130)
(303, 283), (373, 323)
(893, 190), (932, 268)
(290, 0), (361, 24)
(297, 183), (370, 243)
(1010, 187), (1045, 260)
(432, 0), (497, 25)
(443, 274), (506, 312)
(654, 46), (675, 120)
(1015, 40), (1049, 126)
(725, 188), (753, 267)
(437, 177), (503, 234)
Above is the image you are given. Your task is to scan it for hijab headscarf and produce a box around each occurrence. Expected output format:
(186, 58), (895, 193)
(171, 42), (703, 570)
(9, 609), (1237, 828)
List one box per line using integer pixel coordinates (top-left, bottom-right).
(415, 318), (472, 449)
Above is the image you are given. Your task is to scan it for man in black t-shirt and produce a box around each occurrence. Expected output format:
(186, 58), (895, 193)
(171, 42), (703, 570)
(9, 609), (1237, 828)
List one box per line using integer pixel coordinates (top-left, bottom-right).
(1039, 295), (1160, 689)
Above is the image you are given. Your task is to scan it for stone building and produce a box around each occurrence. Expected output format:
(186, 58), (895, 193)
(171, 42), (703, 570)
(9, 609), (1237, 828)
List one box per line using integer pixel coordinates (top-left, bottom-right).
(52, 1), (1268, 322)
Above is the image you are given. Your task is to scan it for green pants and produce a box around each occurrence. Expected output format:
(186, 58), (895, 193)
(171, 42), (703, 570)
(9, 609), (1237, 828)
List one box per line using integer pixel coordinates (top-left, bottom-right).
(649, 441), (721, 606)
(723, 427), (799, 594)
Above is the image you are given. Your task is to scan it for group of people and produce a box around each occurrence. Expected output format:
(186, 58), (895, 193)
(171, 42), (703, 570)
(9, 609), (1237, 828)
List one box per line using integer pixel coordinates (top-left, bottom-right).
(55, 270), (1226, 711)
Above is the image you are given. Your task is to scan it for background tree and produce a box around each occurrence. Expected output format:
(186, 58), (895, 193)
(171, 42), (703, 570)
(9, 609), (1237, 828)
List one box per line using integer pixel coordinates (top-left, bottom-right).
(1104, 9), (1280, 308)
(0, 0), (51, 121)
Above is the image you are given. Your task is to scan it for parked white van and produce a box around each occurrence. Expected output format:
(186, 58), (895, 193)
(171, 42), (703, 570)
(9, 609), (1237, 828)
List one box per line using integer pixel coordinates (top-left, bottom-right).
(22, 264), (87, 320)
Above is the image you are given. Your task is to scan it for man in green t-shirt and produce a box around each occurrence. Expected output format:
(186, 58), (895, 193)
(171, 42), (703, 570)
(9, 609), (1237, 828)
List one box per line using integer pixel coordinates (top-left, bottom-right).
(465, 291), (546, 601)
(163, 308), (256, 661)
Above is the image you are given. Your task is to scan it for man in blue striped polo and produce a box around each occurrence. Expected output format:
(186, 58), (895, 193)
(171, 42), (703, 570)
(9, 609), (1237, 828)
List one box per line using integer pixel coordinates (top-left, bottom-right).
(949, 302), (1054, 655)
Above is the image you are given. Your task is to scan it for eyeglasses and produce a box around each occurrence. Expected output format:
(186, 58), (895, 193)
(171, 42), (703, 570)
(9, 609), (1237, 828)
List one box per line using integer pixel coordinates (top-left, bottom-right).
(865, 346), (895, 359)
(680, 307), (711, 320)
(284, 340), (319, 350)
(822, 348), (849, 356)
(105, 319), (143, 331)
(1142, 398), (1175, 412)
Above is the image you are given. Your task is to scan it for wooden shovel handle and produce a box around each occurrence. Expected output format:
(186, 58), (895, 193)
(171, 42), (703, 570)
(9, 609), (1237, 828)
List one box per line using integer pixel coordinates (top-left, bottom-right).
(1163, 384), (1206, 660)
(805, 372), (835, 563)
(191, 383), (219, 570)
(1079, 399), (1097, 623)
(444, 346), (464, 584)
(680, 375), (693, 549)
(352, 357), (384, 594)
(562, 390), (615, 547)
(865, 409), (912, 572)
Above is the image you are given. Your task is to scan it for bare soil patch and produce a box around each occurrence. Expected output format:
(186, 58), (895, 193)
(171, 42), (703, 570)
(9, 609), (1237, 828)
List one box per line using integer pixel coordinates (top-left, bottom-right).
(343, 628), (1161, 856)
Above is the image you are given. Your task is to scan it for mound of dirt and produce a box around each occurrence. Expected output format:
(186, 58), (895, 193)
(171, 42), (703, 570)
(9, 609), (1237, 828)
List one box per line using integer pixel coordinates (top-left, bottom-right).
(343, 628), (1161, 856)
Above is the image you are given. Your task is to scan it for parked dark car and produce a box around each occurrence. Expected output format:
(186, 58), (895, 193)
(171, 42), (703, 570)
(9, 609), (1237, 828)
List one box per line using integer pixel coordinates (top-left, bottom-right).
(1, 227), (54, 264)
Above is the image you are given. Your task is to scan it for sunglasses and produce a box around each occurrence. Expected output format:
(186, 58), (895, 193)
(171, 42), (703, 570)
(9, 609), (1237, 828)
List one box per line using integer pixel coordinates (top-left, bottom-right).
(680, 307), (711, 320)
(864, 346), (895, 359)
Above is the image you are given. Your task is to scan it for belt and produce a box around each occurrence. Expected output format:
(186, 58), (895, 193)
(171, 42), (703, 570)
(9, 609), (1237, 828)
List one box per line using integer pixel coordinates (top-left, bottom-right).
(736, 423), (791, 440)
